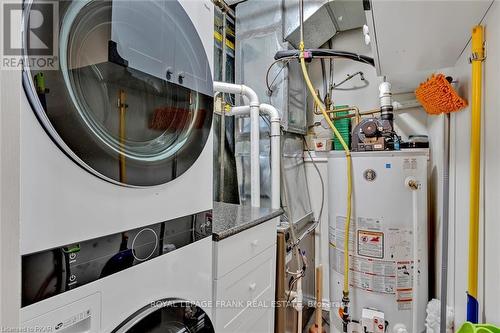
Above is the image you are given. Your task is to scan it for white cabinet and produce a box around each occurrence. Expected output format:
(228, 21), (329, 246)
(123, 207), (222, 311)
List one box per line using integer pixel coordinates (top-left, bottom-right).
(365, 0), (492, 76)
(213, 221), (277, 333)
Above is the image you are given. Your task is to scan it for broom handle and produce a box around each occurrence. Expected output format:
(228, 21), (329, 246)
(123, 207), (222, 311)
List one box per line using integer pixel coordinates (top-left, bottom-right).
(315, 265), (323, 331)
(467, 25), (484, 324)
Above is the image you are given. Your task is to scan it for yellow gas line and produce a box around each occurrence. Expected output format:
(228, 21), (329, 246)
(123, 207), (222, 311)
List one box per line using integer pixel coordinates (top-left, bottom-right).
(467, 25), (484, 322)
(298, 43), (353, 299)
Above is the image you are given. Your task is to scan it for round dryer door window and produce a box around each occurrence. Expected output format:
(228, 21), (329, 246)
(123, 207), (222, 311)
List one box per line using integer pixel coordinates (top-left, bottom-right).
(22, 0), (213, 186)
(113, 300), (214, 333)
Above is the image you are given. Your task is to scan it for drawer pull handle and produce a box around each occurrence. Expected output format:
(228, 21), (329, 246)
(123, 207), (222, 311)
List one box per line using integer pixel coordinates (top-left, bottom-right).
(249, 283), (257, 291)
(251, 240), (259, 247)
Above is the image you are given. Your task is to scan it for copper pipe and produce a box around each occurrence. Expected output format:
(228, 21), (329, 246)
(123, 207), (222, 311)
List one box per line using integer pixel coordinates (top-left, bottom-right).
(331, 108), (381, 120)
(313, 106), (363, 125)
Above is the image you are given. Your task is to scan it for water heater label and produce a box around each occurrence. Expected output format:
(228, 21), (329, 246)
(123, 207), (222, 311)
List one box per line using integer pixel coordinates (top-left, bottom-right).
(396, 261), (414, 310)
(403, 158), (418, 170)
(352, 256), (396, 276)
(357, 230), (384, 259)
(396, 288), (413, 311)
(352, 270), (396, 294)
(333, 216), (355, 251)
(358, 217), (383, 231)
(396, 261), (413, 289)
(387, 228), (413, 260)
(331, 250), (397, 295)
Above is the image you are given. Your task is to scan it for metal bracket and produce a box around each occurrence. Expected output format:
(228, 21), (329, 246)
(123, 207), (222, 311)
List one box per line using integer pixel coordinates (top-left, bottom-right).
(469, 42), (487, 63)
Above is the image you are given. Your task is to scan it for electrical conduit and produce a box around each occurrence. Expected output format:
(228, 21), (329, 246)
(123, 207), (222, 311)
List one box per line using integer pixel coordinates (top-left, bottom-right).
(213, 82), (261, 207)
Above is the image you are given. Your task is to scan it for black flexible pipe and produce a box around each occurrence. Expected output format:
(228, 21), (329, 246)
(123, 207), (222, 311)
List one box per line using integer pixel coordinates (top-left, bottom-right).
(274, 49), (375, 67)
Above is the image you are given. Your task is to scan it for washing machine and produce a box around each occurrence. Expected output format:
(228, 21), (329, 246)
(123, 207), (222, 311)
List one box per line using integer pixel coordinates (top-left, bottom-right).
(19, 0), (215, 331)
(21, 224), (215, 332)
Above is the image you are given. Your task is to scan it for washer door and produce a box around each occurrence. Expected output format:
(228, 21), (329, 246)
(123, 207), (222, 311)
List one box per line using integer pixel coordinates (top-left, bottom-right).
(22, 0), (213, 187)
(113, 299), (214, 333)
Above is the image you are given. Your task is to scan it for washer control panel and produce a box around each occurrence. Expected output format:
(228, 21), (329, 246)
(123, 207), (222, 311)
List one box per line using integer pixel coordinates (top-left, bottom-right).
(22, 210), (212, 307)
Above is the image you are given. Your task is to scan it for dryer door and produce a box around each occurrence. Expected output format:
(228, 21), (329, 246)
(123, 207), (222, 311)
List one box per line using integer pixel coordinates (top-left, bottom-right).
(112, 300), (214, 333)
(22, 0), (213, 187)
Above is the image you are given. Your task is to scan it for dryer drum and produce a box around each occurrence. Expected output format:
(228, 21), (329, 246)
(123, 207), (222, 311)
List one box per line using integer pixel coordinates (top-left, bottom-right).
(21, 0), (213, 187)
(113, 299), (214, 333)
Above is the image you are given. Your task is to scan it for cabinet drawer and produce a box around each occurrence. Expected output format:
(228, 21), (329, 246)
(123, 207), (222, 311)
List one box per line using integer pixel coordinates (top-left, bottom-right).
(215, 246), (275, 330)
(237, 306), (275, 333)
(218, 296), (275, 333)
(215, 219), (276, 278)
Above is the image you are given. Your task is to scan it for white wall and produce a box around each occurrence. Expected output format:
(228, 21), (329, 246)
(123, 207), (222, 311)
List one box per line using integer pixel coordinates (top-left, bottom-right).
(449, 1), (500, 325)
(0, 12), (21, 327)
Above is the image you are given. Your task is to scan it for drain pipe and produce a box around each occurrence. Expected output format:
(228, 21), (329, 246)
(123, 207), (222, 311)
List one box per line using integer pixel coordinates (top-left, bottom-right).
(213, 82), (260, 207)
(226, 103), (281, 210)
(259, 103), (281, 210)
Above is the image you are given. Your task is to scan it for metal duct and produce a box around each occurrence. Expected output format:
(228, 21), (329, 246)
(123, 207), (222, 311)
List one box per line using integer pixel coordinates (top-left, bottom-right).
(283, 0), (366, 49)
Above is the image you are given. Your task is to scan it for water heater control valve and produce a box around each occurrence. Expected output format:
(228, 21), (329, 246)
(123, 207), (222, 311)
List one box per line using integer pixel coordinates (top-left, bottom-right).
(361, 308), (385, 333)
(405, 177), (420, 190)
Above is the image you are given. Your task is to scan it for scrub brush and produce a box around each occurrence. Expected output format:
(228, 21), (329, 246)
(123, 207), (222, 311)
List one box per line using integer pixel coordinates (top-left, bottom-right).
(415, 74), (467, 114)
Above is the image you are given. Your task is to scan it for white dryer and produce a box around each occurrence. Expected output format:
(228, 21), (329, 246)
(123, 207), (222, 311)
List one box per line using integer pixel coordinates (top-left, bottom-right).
(19, 0), (215, 331)
(20, 0), (214, 254)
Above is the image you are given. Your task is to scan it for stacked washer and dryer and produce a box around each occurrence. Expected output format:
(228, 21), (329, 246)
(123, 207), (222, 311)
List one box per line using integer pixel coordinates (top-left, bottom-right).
(20, 0), (215, 331)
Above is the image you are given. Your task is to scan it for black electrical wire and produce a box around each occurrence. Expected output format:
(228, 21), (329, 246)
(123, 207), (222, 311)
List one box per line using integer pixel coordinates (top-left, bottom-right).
(320, 58), (327, 98)
(265, 57), (295, 94)
(329, 39), (334, 96)
(274, 49), (375, 67)
(302, 137), (325, 228)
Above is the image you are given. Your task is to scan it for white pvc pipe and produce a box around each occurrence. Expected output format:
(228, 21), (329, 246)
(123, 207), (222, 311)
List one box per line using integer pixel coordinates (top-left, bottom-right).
(259, 103), (281, 210)
(379, 81), (392, 109)
(296, 277), (303, 333)
(226, 105), (250, 117)
(412, 188), (419, 333)
(227, 104), (281, 210)
(404, 176), (420, 333)
(213, 82), (260, 207)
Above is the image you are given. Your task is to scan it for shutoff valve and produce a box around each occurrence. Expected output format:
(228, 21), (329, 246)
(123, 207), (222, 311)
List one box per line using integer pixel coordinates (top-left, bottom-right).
(405, 177), (420, 190)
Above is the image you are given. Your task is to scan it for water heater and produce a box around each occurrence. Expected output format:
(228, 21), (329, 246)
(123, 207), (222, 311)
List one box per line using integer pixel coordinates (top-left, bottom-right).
(326, 149), (428, 333)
